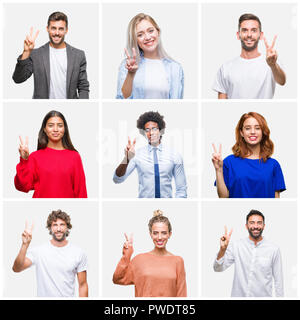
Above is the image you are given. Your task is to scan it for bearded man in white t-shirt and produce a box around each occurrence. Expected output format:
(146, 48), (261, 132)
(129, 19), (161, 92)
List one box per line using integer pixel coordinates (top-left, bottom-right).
(12, 210), (88, 297)
(213, 13), (286, 99)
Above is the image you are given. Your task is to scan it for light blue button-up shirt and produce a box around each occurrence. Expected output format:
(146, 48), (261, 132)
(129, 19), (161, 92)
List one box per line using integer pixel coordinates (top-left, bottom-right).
(113, 143), (187, 198)
(116, 57), (184, 99)
(213, 237), (284, 297)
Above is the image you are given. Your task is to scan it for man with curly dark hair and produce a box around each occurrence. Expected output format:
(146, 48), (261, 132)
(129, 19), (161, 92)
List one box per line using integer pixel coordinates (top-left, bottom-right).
(12, 210), (88, 297)
(113, 111), (187, 198)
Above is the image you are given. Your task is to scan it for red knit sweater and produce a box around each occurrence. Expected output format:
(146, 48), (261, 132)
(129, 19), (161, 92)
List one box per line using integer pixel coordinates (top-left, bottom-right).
(14, 147), (87, 198)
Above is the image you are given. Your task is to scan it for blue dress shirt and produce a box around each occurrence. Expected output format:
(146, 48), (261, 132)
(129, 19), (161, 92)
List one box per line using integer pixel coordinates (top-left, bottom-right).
(116, 57), (184, 99)
(113, 144), (187, 198)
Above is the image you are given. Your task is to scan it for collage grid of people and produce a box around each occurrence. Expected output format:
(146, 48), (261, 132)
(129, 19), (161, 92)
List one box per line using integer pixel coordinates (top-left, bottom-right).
(0, 0), (299, 306)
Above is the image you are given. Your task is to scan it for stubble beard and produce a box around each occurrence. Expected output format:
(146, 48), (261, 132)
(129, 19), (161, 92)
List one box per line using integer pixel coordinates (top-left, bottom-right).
(240, 38), (260, 52)
(49, 35), (65, 47)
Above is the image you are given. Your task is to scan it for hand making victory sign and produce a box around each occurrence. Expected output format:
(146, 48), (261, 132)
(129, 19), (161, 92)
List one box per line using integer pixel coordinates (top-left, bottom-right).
(220, 226), (233, 251)
(124, 48), (138, 73)
(217, 226), (233, 260)
(264, 35), (278, 67)
(22, 27), (39, 60)
(123, 233), (134, 257)
(18, 136), (30, 160)
(22, 221), (34, 246)
(125, 137), (136, 162)
(263, 34), (286, 85)
(212, 143), (223, 172)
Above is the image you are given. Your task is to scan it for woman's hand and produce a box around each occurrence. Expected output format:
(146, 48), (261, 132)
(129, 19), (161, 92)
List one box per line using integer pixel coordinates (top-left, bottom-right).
(123, 233), (134, 256)
(212, 143), (223, 172)
(19, 136), (30, 160)
(124, 48), (138, 73)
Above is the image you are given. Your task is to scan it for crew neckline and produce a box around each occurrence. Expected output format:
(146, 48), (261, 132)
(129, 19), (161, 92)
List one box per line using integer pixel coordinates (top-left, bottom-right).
(46, 146), (67, 151)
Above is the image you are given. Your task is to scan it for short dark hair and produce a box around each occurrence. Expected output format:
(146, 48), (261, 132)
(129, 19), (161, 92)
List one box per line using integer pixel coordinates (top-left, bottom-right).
(238, 13), (261, 31)
(136, 111), (166, 131)
(48, 12), (68, 28)
(46, 209), (72, 236)
(246, 209), (265, 223)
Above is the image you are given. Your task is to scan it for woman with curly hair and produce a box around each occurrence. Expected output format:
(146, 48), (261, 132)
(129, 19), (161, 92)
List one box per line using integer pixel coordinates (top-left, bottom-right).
(212, 112), (285, 198)
(113, 210), (187, 297)
(116, 13), (184, 99)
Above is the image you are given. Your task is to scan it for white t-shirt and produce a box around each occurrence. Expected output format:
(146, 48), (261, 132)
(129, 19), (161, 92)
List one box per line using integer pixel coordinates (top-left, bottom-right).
(49, 46), (67, 99)
(144, 58), (169, 99)
(212, 54), (280, 99)
(26, 241), (88, 297)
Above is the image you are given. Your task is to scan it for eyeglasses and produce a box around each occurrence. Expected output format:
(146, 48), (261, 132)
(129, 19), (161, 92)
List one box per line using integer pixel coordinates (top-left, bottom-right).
(144, 127), (159, 133)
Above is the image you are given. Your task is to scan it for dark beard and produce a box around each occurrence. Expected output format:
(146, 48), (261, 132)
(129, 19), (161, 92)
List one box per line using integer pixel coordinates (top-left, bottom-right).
(248, 228), (263, 240)
(240, 38), (259, 52)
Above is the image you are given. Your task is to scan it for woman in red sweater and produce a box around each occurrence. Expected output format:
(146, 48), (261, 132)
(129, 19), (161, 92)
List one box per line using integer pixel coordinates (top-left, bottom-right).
(113, 210), (187, 297)
(14, 110), (87, 198)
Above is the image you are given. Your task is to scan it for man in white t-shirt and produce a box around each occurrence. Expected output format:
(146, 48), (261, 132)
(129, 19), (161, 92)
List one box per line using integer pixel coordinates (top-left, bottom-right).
(13, 12), (89, 99)
(212, 13), (286, 99)
(12, 210), (88, 297)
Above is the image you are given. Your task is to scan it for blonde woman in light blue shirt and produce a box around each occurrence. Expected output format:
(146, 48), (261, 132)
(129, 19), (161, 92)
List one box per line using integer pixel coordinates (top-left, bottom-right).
(116, 13), (184, 99)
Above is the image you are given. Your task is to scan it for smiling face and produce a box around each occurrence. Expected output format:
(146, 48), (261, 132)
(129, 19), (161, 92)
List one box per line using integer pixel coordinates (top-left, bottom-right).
(144, 121), (161, 146)
(150, 222), (171, 249)
(240, 116), (263, 146)
(47, 20), (68, 47)
(237, 19), (263, 52)
(246, 214), (265, 241)
(44, 116), (65, 143)
(136, 19), (159, 57)
(50, 218), (68, 242)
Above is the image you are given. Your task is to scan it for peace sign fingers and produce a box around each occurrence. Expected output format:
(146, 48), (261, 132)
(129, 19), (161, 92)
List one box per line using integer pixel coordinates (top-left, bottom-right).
(212, 143), (223, 170)
(124, 232), (133, 248)
(124, 47), (138, 73)
(264, 35), (278, 67)
(125, 136), (136, 161)
(22, 220), (34, 245)
(18, 136), (29, 160)
(24, 27), (39, 52)
(220, 225), (233, 249)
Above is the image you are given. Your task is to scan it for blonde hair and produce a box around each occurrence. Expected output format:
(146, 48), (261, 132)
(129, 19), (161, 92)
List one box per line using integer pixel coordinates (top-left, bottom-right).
(126, 13), (170, 63)
(148, 209), (172, 232)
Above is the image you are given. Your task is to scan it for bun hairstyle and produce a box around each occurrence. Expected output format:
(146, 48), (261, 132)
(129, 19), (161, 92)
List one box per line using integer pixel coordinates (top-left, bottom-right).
(148, 209), (172, 233)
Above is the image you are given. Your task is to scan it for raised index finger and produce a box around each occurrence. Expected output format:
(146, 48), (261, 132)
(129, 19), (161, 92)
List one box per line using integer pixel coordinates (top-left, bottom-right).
(224, 225), (228, 236)
(124, 48), (131, 59)
(263, 35), (269, 49)
(132, 48), (136, 60)
(33, 29), (40, 41)
(212, 143), (217, 153)
(271, 35), (277, 49)
(19, 136), (24, 145)
(124, 232), (129, 241)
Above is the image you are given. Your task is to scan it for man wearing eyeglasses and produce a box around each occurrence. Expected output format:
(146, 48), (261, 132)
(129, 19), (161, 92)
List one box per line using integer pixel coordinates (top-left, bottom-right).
(12, 11), (89, 99)
(113, 111), (187, 198)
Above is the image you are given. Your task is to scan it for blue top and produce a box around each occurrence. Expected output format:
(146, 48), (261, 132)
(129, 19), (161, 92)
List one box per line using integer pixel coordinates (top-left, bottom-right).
(116, 56), (184, 99)
(113, 143), (187, 198)
(215, 155), (286, 198)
